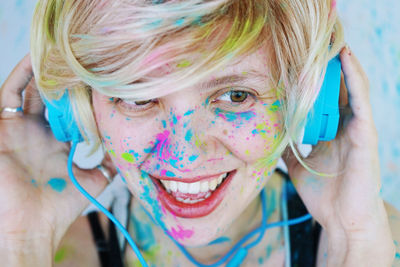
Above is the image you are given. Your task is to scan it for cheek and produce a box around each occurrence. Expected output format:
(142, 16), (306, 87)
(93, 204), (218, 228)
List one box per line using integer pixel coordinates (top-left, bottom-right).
(216, 105), (282, 163)
(93, 102), (160, 173)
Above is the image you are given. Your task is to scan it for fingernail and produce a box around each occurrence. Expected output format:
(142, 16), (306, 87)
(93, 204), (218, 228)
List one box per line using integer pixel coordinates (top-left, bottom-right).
(345, 44), (352, 56)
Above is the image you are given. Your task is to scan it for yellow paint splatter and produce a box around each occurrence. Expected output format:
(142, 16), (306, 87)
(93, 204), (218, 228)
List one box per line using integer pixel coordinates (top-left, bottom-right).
(45, 79), (58, 86)
(176, 59), (191, 68)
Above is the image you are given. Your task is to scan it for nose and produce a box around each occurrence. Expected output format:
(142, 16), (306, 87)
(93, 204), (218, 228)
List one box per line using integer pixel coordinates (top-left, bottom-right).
(148, 107), (212, 177)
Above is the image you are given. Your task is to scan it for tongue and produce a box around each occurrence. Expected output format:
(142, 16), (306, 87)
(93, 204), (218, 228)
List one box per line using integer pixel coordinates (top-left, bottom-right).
(170, 190), (211, 200)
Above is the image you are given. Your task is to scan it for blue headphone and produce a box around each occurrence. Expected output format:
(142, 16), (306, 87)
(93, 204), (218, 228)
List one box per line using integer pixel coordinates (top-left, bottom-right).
(41, 55), (341, 267)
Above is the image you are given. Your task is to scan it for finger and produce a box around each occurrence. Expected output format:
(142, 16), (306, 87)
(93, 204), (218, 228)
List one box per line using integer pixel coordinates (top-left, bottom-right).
(0, 54), (32, 118)
(338, 71), (349, 107)
(62, 164), (111, 218)
(22, 76), (45, 115)
(100, 152), (118, 179)
(339, 46), (373, 123)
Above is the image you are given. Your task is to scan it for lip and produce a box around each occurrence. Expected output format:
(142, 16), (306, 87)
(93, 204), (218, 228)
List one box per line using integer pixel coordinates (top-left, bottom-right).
(150, 170), (236, 218)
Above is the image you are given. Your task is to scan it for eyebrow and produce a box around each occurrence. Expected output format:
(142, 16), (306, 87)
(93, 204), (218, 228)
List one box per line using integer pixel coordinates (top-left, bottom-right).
(198, 71), (269, 90)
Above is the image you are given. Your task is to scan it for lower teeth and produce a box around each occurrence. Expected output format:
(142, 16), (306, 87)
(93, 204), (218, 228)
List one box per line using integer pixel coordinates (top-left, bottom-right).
(175, 191), (211, 204)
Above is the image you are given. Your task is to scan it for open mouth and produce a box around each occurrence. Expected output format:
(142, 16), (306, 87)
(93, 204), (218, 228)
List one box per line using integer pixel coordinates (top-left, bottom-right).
(150, 170), (236, 218)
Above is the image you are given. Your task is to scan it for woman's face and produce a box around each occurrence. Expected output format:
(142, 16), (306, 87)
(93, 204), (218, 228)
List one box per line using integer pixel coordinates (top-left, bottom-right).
(92, 44), (283, 246)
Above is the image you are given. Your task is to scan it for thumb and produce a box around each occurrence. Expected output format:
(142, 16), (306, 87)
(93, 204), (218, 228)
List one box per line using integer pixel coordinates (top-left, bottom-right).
(65, 153), (117, 216)
(66, 164), (110, 216)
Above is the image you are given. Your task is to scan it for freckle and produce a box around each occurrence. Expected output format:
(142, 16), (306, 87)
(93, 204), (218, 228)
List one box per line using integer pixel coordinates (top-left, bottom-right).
(223, 129), (228, 135)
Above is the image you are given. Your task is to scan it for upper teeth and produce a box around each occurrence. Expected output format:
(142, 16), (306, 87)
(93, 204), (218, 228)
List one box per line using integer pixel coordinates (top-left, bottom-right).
(160, 172), (229, 194)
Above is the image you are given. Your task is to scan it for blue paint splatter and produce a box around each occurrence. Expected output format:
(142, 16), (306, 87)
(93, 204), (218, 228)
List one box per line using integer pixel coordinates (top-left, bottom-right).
(165, 171), (175, 177)
(144, 146), (153, 153)
(175, 17), (186, 26)
(191, 15), (203, 26)
(214, 108), (256, 123)
(189, 155), (199, 162)
(145, 19), (163, 30)
(162, 120), (167, 128)
(240, 111), (256, 121)
(185, 129), (193, 141)
(131, 214), (156, 251)
(169, 159), (179, 169)
(375, 27), (382, 38)
(172, 114), (179, 125)
(184, 109), (195, 116)
(31, 179), (38, 188)
(47, 178), (67, 193)
(270, 100), (281, 111)
(15, 0), (24, 7)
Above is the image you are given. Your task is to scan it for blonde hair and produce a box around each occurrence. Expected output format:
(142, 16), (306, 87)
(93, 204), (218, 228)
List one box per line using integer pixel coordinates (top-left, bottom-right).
(30, 0), (344, 176)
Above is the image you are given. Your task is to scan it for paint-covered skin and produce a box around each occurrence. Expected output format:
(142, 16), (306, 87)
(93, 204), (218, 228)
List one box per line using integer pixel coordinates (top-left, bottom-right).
(123, 171), (287, 267)
(92, 43), (286, 263)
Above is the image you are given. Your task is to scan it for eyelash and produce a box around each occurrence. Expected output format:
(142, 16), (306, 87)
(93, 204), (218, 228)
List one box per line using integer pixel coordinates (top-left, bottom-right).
(113, 89), (256, 112)
(114, 98), (158, 112)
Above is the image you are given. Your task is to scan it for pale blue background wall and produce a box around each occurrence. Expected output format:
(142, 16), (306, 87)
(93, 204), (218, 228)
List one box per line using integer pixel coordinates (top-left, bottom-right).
(1, 1), (399, 208)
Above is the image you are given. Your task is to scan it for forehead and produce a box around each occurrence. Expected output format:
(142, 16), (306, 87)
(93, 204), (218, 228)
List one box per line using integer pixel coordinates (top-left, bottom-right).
(152, 43), (272, 84)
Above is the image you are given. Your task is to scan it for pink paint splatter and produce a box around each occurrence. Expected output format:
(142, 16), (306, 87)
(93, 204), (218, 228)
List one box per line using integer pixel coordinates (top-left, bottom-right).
(167, 225), (194, 241)
(207, 157), (224, 162)
(154, 130), (179, 162)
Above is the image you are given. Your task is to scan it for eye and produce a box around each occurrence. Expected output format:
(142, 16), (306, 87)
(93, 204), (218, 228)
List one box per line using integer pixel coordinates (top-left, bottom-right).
(114, 97), (157, 112)
(214, 89), (255, 105)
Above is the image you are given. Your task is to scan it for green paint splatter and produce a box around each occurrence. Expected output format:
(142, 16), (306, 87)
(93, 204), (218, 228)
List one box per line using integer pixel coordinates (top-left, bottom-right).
(121, 152), (135, 163)
(109, 149), (116, 157)
(47, 178), (67, 193)
(54, 246), (68, 263)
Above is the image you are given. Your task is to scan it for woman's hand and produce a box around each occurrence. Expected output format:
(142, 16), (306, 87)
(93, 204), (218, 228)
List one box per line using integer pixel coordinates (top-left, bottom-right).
(0, 54), (115, 264)
(283, 46), (395, 266)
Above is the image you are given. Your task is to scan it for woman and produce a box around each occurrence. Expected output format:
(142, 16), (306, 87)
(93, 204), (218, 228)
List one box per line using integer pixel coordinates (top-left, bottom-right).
(0, 0), (398, 266)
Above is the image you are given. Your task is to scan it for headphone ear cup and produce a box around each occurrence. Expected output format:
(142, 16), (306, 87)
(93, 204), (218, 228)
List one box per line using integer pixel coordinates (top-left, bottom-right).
(301, 55), (342, 145)
(41, 90), (83, 143)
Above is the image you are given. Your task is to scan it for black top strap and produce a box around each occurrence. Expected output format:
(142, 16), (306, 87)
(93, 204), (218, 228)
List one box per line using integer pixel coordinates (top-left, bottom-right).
(276, 168), (321, 267)
(87, 208), (124, 267)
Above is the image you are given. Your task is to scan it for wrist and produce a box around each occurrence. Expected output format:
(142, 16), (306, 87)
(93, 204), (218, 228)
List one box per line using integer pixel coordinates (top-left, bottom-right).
(326, 227), (395, 267)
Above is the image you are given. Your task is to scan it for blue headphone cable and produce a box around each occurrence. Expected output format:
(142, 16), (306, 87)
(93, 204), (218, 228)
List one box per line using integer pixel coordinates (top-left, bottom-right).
(67, 142), (148, 266)
(67, 141), (312, 267)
